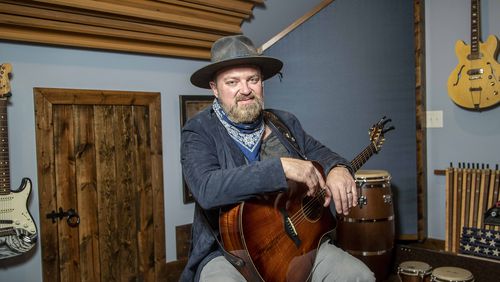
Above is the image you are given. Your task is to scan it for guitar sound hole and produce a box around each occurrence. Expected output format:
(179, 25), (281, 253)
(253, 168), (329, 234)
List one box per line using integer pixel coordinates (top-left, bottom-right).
(301, 196), (324, 222)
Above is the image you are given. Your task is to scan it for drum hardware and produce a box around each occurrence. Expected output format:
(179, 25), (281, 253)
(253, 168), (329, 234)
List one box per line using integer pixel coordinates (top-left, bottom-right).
(484, 201), (500, 225)
(358, 195), (367, 208)
(383, 194), (392, 204)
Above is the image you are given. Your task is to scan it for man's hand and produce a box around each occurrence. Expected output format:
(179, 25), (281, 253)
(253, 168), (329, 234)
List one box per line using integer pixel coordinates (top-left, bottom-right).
(325, 166), (357, 215)
(280, 158), (330, 198)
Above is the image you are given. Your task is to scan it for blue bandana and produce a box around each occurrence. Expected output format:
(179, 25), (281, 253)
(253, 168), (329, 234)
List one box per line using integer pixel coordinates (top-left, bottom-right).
(213, 98), (264, 162)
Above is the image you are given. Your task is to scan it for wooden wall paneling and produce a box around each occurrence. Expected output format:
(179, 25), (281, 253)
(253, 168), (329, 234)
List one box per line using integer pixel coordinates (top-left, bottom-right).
(179, 0), (254, 15)
(134, 105), (156, 281)
(0, 3), (220, 42)
(97, 0), (244, 24)
(0, 14), (213, 48)
(34, 92), (60, 282)
(35, 88), (166, 282)
(0, 25), (211, 59)
(156, 0), (250, 18)
(94, 105), (120, 281)
(28, 0), (239, 33)
(0, 0), (260, 58)
(115, 106), (140, 281)
(148, 94), (167, 281)
(53, 105), (80, 282)
(74, 105), (100, 282)
(414, 0), (427, 241)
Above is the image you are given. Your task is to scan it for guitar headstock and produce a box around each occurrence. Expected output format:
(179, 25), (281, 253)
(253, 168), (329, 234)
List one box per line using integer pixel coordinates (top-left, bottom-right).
(0, 63), (13, 99)
(369, 116), (395, 153)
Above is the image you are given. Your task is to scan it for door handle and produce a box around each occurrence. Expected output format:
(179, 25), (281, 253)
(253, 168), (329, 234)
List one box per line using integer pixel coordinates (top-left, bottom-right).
(46, 207), (80, 227)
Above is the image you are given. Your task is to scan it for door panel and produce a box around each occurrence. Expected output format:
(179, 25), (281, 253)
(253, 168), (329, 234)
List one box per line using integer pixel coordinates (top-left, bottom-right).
(34, 88), (166, 282)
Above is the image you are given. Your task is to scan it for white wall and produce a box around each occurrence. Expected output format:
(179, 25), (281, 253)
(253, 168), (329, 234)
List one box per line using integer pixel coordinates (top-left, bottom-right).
(425, 0), (500, 240)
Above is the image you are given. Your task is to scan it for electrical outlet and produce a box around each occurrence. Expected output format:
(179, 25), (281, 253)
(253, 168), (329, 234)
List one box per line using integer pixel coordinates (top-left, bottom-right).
(426, 110), (443, 128)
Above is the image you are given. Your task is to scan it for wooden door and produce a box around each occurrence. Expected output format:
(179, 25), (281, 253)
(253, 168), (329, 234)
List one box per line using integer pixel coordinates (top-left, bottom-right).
(34, 88), (166, 282)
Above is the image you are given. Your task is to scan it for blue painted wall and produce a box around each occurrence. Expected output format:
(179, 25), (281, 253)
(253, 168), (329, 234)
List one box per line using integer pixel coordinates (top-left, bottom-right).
(262, 0), (417, 236)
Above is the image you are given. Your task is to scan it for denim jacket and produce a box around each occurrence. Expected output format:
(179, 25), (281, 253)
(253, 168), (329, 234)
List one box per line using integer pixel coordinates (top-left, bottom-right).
(179, 107), (350, 281)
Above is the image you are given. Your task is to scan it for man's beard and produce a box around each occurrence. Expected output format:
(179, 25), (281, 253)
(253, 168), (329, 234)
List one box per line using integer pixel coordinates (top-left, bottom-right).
(222, 95), (264, 123)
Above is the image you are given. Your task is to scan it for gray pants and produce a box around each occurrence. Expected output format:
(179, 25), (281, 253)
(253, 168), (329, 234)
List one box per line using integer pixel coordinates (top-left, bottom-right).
(199, 240), (375, 282)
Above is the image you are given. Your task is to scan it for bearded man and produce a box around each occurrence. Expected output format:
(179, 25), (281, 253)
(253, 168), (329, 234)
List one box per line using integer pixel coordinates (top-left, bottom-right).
(180, 35), (374, 282)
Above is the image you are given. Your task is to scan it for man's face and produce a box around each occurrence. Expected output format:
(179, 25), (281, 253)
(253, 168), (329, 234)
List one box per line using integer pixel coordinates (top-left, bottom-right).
(210, 65), (264, 123)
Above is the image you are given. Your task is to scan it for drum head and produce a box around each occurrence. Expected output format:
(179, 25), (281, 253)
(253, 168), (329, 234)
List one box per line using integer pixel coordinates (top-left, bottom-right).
(355, 170), (391, 183)
(398, 260), (432, 276)
(431, 267), (473, 281)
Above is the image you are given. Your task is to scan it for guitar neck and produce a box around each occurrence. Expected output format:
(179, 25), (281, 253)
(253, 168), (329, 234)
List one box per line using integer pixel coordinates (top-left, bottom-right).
(0, 99), (10, 195)
(350, 143), (378, 173)
(470, 0), (481, 58)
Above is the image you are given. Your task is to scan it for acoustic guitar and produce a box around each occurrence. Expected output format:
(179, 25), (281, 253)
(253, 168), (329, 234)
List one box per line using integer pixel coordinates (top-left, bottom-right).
(219, 117), (394, 282)
(447, 0), (500, 110)
(0, 63), (37, 260)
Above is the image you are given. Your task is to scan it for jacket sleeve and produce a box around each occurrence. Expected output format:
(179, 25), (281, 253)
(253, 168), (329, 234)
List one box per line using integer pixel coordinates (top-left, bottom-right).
(181, 116), (289, 210)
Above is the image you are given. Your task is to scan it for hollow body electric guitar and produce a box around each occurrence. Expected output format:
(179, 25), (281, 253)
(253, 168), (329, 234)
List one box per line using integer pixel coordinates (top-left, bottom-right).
(0, 63), (37, 260)
(219, 117), (394, 282)
(447, 0), (500, 110)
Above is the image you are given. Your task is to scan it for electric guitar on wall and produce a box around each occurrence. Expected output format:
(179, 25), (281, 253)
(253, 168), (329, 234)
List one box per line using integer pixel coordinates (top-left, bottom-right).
(447, 0), (500, 110)
(219, 117), (394, 282)
(0, 63), (37, 260)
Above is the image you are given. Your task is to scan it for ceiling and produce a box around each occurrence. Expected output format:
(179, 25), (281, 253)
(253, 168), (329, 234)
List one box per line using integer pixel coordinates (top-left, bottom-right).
(0, 0), (263, 59)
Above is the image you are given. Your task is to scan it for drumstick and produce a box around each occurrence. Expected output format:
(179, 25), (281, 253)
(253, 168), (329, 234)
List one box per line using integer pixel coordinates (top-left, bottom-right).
(445, 166), (454, 252)
(468, 166), (477, 227)
(453, 167), (463, 253)
(461, 166), (471, 231)
(471, 165), (481, 227)
(477, 166), (490, 229)
(493, 169), (500, 231)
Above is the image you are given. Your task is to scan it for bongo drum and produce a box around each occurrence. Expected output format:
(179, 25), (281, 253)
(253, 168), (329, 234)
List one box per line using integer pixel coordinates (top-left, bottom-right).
(430, 267), (474, 282)
(397, 261), (432, 282)
(336, 170), (395, 281)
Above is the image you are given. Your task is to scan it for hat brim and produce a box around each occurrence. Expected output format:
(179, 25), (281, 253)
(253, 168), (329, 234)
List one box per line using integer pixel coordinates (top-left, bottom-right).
(190, 56), (283, 89)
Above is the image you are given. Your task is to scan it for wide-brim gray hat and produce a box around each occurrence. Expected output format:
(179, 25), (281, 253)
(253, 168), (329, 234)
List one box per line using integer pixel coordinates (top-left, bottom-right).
(190, 35), (283, 89)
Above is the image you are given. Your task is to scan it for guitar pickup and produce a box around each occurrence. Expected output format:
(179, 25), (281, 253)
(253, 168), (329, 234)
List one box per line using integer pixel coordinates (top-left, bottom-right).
(467, 68), (483, 76)
(469, 87), (482, 92)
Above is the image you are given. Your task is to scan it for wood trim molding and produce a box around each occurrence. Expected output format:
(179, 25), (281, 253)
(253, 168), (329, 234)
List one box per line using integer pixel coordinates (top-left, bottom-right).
(0, 0), (261, 59)
(258, 0), (334, 53)
(414, 0), (427, 241)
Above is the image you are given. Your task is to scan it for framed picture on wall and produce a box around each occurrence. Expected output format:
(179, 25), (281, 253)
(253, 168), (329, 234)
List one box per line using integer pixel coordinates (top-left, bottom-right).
(179, 95), (213, 204)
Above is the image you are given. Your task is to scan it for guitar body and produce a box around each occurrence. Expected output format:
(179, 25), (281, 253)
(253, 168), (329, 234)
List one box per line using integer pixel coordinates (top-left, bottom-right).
(0, 178), (37, 259)
(0, 63), (37, 260)
(447, 35), (500, 110)
(0, 178), (37, 235)
(219, 117), (393, 281)
(220, 186), (335, 282)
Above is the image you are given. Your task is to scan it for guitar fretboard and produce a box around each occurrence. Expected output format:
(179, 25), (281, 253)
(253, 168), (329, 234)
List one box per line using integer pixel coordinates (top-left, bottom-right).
(350, 143), (378, 172)
(0, 99), (10, 195)
(470, 0), (481, 58)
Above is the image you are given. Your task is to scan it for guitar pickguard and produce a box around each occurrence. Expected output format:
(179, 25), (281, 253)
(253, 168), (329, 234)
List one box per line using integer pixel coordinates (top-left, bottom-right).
(0, 178), (37, 259)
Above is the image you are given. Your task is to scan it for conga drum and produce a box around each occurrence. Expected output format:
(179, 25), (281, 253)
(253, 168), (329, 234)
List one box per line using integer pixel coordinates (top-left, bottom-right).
(336, 169), (395, 281)
(430, 267), (474, 282)
(397, 261), (432, 282)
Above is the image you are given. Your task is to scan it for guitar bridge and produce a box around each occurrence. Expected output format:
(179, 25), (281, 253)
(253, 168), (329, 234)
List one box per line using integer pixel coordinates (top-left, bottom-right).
(280, 208), (301, 247)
